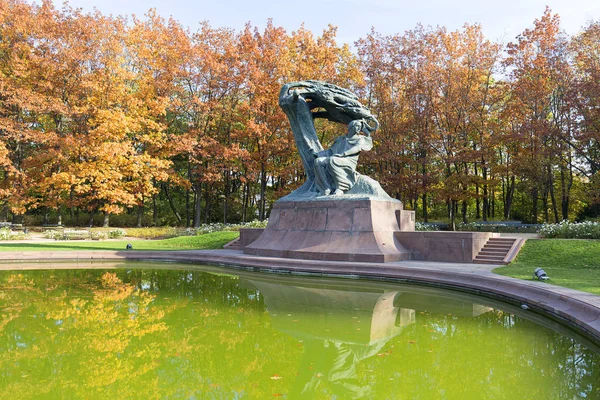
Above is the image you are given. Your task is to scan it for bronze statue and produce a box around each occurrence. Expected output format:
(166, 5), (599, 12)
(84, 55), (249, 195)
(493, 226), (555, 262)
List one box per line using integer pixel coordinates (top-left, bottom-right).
(278, 80), (391, 201)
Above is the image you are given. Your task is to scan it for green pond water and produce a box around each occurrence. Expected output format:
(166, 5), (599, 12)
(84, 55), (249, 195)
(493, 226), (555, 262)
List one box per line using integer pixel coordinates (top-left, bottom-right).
(0, 263), (599, 399)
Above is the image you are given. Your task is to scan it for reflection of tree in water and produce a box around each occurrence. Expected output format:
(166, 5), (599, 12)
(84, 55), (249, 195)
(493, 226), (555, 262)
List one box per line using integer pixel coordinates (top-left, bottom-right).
(0, 267), (598, 399)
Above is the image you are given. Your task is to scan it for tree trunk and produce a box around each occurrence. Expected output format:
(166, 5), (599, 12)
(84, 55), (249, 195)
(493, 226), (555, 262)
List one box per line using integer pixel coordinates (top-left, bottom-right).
(259, 166), (267, 221)
(193, 181), (202, 228)
(103, 212), (110, 228)
(491, 189), (495, 219)
(57, 207), (62, 226)
(162, 184), (182, 224)
(186, 165), (192, 228)
(461, 200), (468, 224)
(70, 189), (75, 220)
(223, 171), (229, 224)
(88, 211), (94, 227)
(0, 205), (7, 222)
(504, 175), (515, 219)
(204, 185), (211, 224)
(422, 192), (428, 222)
(560, 154), (573, 221)
(242, 182), (249, 223)
(449, 199), (456, 231)
(474, 163), (481, 220)
(482, 167), (489, 221)
(137, 205), (143, 228)
(531, 186), (539, 224)
(421, 160), (428, 222)
(152, 195), (157, 226)
(550, 169), (559, 223)
(542, 186), (549, 223)
(185, 189), (191, 228)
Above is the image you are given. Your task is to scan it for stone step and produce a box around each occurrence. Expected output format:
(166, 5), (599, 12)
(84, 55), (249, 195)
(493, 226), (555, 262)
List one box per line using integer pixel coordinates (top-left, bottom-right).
(484, 242), (512, 249)
(473, 258), (505, 264)
(474, 254), (506, 260)
(479, 249), (508, 256)
(481, 246), (510, 253)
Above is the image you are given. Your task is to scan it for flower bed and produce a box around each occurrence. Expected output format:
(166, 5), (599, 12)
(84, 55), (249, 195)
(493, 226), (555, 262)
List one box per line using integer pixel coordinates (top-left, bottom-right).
(538, 220), (600, 239)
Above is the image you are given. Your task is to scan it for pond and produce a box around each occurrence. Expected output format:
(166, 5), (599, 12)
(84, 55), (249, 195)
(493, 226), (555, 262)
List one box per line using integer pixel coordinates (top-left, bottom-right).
(0, 262), (598, 399)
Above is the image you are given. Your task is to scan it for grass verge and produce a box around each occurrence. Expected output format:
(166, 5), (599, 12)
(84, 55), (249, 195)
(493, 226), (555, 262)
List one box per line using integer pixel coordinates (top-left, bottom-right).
(0, 231), (239, 252)
(493, 239), (600, 295)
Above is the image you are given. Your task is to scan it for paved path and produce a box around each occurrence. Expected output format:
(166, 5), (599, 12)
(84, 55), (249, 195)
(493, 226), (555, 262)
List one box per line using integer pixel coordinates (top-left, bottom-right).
(0, 248), (598, 346)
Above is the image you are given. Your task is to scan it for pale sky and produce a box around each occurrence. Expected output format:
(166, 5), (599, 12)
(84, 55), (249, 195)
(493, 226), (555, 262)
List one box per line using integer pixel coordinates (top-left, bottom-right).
(50, 0), (600, 45)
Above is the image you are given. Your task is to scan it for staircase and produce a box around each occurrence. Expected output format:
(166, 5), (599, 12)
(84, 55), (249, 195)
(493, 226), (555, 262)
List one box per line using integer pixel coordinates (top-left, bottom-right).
(474, 237), (523, 265)
(223, 237), (241, 250)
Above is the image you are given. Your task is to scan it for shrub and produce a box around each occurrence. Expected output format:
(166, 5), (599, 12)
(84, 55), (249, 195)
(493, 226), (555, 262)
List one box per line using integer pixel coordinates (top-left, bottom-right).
(89, 230), (108, 240)
(107, 228), (126, 238)
(415, 222), (436, 231)
(0, 228), (27, 240)
(538, 220), (600, 239)
(43, 230), (61, 239)
(125, 227), (182, 239)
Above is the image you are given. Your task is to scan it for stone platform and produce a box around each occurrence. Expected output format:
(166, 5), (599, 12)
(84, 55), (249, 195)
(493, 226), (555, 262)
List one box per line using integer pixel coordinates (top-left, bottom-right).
(243, 199), (414, 263)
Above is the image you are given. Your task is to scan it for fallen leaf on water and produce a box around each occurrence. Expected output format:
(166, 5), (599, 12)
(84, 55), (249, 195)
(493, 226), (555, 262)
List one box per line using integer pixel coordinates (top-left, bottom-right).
(316, 373), (323, 378)
(270, 374), (282, 380)
(408, 340), (416, 344)
(273, 394), (283, 397)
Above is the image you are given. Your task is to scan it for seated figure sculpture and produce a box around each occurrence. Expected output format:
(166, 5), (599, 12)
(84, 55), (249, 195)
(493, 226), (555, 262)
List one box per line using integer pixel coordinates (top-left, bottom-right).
(312, 119), (373, 196)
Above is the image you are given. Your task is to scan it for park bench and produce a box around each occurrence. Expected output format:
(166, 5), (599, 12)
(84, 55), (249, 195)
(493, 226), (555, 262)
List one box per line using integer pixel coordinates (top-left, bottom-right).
(42, 224), (64, 232)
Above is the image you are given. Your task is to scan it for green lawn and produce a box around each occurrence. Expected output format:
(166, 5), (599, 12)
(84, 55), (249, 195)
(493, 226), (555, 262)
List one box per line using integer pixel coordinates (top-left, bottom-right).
(494, 239), (600, 295)
(0, 231), (239, 252)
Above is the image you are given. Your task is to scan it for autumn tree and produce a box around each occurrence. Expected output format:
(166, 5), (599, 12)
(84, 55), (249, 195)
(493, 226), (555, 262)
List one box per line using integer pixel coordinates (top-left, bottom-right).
(504, 7), (575, 222)
(569, 20), (600, 214)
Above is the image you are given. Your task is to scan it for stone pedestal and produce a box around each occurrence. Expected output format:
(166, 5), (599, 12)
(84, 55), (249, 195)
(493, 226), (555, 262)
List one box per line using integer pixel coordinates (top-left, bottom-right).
(244, 199), (412, 263)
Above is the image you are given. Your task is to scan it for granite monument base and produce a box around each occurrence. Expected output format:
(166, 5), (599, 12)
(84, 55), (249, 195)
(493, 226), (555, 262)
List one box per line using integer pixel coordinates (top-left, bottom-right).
(243, 199), (412, 263)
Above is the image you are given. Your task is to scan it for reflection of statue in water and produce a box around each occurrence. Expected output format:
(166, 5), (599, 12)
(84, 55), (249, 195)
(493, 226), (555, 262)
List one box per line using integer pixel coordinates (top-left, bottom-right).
(312, 119), (374, 196)
(290, 338), (386, 399)
(242, 277), (416, 399)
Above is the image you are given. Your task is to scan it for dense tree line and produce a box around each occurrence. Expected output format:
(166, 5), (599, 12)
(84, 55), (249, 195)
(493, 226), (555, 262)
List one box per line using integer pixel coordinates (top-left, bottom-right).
(0, 1), (598, 227)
